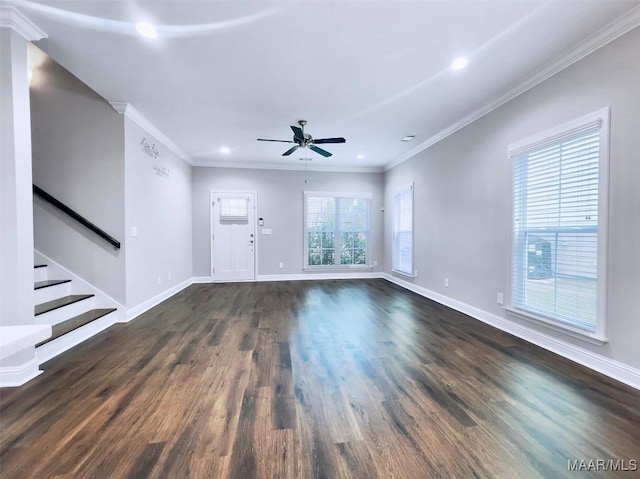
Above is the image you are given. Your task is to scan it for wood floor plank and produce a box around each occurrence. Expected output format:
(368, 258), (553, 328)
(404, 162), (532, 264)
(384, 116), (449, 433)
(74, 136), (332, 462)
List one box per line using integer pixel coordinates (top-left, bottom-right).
(124, 442), (165, 479)
(1, 279), (638, 479)
(273, 341), (295, 430)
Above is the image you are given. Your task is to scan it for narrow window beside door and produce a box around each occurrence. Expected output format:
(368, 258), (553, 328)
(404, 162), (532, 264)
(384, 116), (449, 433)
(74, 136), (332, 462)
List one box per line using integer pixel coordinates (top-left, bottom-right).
(393, 184), (413, 276)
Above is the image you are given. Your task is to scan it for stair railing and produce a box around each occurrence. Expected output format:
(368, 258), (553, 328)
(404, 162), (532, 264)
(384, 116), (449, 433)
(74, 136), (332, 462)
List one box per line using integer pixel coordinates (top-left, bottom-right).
(33, 184), (121, 249)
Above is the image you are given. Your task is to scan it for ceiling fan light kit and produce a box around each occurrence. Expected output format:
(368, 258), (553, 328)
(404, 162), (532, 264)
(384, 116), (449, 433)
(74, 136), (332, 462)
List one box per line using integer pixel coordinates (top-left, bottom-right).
(257, 120), (346, 158)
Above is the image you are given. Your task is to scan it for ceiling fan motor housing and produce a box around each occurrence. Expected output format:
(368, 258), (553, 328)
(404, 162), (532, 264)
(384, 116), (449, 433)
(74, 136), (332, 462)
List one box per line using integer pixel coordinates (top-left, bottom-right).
(256, 119), (345, 157)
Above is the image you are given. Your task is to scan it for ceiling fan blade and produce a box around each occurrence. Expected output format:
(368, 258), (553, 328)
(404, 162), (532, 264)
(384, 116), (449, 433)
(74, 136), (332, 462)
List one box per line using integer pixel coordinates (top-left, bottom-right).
(282, 145), (300, 156)
(257, 138), (296, 143)
(313, 137), (346, 144)
(309, 145), (332, 157)
(290, 125), (304, 142)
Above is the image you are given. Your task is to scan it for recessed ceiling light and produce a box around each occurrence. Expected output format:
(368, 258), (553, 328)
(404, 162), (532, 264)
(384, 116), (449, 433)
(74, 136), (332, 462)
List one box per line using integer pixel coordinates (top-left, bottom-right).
(401, 135), (415, 142)
(450, 57), (468, 71)
(357, 154), (365, 160)
(220, 146), (230, 154)
(136, 22), (157, 39)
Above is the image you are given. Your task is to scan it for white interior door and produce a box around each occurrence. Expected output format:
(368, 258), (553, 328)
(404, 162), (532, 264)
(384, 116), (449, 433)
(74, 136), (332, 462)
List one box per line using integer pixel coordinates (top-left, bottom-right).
(211, 191), (256, 281)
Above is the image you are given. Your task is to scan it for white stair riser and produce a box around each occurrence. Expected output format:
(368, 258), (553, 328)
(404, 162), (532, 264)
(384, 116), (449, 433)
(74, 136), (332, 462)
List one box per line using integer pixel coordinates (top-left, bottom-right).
(32, 251), (123, 368)
(35, 297), (94, 326)
(34, 267), (48, 283)
(34, 282), (71, 304)
(36, 312), (117, 364)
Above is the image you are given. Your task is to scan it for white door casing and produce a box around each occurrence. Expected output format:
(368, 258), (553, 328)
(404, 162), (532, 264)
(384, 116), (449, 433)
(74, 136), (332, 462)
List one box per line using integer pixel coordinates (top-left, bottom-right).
(211, 191), (256, 282)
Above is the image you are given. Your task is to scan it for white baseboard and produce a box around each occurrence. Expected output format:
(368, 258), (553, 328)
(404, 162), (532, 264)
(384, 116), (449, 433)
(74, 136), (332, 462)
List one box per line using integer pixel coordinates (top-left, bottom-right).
(125, 278), (193, 323)
(193, 273), (383, 283)
(192, 276), (213, 284)
(381, 273), (640, 390)
(213, 279), (258, 283)
(258, 272), (383, 282)
(0, 357), (43, 387)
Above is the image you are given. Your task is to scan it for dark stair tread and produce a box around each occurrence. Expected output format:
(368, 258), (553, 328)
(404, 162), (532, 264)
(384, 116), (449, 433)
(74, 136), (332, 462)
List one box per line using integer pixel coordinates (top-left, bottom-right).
(36, 308), (117, 347)
(34, 279), (71, 290)
(35, 294), (94, 316)
(34, 264), (47, 268)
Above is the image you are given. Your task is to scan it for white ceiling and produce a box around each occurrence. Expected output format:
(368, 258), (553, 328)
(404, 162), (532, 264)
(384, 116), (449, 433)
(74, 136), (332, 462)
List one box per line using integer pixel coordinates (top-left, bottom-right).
(15, 0), (640, 171)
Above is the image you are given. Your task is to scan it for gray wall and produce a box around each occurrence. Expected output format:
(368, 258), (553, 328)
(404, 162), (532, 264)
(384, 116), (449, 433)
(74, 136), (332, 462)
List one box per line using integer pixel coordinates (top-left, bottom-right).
(124, 119), (193, 307)
(384, 27), (640, 369)
(192, 168), (384, 277)
(30, 52), (126, 303)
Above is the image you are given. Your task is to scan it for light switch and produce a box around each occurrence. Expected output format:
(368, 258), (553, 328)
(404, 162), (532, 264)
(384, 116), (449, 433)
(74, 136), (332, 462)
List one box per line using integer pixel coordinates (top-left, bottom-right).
(131, 227), (138, 237)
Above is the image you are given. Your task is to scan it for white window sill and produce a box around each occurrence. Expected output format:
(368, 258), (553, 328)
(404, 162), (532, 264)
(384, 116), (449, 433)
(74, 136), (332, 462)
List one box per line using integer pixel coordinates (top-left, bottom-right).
(504, 306), (607, 345)
(391, 269), (414, 279)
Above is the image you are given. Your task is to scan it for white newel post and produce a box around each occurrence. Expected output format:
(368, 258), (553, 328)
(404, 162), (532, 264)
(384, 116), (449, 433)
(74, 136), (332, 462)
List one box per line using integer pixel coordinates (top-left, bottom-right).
(0, 7), (49, 386)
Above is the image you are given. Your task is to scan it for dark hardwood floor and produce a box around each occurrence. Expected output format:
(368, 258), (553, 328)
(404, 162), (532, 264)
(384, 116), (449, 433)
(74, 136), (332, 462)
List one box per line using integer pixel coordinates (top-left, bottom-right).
(1, 279), (638, 478)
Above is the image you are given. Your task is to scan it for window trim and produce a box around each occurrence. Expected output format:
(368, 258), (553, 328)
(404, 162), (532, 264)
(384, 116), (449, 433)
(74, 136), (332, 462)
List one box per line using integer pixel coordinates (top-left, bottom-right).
(392, 183), (414, 277)
(507, 107), (610, 343)
(303, 191), (373, 270)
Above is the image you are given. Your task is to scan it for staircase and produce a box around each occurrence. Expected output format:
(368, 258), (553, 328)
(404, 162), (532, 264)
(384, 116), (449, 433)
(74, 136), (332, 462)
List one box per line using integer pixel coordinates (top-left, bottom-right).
(34, 262), (119, 363)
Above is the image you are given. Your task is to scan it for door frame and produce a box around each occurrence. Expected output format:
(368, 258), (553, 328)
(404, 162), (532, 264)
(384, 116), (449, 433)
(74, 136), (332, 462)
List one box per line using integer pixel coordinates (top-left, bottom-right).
(210, 189), (258, 282)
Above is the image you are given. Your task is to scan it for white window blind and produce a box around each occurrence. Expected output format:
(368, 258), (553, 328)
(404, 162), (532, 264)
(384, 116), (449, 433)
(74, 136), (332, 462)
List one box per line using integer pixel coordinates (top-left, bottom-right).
(305, 193), (371, 268)
(219, 197), (249, 223)
(393, 185), (413, 275)
(512, 123), (603, 332)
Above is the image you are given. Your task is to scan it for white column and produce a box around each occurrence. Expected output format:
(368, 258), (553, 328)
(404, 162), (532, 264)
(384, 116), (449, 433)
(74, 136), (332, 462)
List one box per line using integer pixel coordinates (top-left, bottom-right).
(1, 7), (45, 327)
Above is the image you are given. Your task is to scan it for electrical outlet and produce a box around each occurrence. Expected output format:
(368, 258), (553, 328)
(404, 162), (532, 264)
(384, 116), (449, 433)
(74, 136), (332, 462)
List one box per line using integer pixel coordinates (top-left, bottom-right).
(157, 276), (162, 285)
(497, 292), (504, 305)
(414, 269), (418, 277)
(444, 278), (449, 287)
(373, 260), (378, 267)
(279, 262), (284, 269)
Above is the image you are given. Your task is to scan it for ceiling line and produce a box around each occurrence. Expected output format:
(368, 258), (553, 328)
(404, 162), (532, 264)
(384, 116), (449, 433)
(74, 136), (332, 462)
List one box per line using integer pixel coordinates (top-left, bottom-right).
(385, 4), (640, 172)
(110, 102), (193, 166)
(0, 5), (47, 41)
(190, 160), (384, 174)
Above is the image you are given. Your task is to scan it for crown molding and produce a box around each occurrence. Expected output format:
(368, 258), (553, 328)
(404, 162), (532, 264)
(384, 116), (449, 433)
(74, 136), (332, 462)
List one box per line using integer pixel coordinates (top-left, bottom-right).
(108, 102), (381, 172)
(109, 102), (194, 165)
(190, 159), (384, 174)
(0, 5), (46, 41)
(385, 5), (640, 172)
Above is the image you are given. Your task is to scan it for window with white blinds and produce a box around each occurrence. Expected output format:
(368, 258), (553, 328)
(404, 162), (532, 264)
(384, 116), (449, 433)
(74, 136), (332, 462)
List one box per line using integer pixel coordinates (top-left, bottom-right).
(393, 184), (413, 276)
(304, 192), (371, 268)
(219, 197), (249, 223)
(509, 108), (609, 339)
